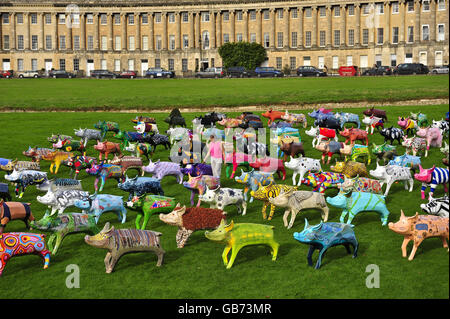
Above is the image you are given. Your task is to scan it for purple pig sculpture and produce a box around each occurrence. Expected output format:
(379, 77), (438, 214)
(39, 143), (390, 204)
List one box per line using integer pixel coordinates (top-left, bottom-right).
(141, 160), (183, 184)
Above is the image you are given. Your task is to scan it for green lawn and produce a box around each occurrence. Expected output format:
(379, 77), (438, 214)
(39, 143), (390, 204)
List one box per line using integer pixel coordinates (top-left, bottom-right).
(0, 75), (448, 111)
(0, 105), (448, 299)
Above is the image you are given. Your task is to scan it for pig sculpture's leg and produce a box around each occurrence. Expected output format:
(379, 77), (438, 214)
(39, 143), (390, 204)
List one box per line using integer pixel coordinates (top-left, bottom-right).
(269, 241), (279, 261)
(307, 246), (316, 266)
(222, 245), (232, 266)
(287, 209), (299, 229)
(261, 203), (268, 220)
(401, 238), (411, 258)
(141, 211), (152, 230)
(52, 231), (66, 255)
(226, 245), (242, 269)
(39, 249), (50, 269)
(408, 239), (424, 261)
(350, 240), (359, 258)
(339, 209), (349, 224)
(441, 236), (448, 250)
(321, 206), (329, 222)
(120, 206), (127, 224)
(268, 204), (276, 221)
(315, 248), (328, 269)
(135, 213), (143, 229)
(282, 210), (290, 228)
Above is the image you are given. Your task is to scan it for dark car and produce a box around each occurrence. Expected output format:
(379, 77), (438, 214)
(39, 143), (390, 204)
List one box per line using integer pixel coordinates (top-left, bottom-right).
(296, 66), (327, 77)
(226, 66), (255, 78)
(0, 70), (13, 78)
(119, 70), (137, 79)
(48, 70), (76, 78)
(195, 67), (225, 78)
(362, 66), (392, 76)
(254, 67), (284, 78)
(90, 70), (118, 79)
(393, 63), (429, 75)
(145, 68), (175, 78)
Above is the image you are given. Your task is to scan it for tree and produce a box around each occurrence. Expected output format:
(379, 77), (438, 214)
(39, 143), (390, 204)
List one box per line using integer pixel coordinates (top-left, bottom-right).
(218, 42), (267, 70)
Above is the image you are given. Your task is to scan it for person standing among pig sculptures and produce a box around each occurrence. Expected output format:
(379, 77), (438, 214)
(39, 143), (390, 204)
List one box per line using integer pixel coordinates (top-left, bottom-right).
(203, 134), (225, 179)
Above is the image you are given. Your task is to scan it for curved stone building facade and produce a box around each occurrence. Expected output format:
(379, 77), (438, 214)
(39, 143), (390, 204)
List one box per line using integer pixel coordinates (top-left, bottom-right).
(0, 0), (448, 76)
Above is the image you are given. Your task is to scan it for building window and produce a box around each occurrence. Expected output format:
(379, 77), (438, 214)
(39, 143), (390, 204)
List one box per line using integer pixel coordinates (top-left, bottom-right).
(305, 31), (311, 47)
(45, 35), (52, 50)
(59, 14), (66, 24)
(17, 59), (24, 71)
(348, 5), (355, 16)
(390, 54), (397, 67)
(438, 0), (445, 10)
(155, 58), (161, 68)
(182, 59), (188, 72)
(129, 36), (135, 51)
(423, 0), (430, 11)
(319, 31), (326, 47)
(346, 55), (353, 66)
(114, 14), (120, 25)
(74, 59), (79, 71)
(202, 31), (210, 49)
(114, 59), (120, 72)
(263, 10), (269, 20)
(250, 10), (256, 20)
(277, 32), (283, 48)
(155, 13), (161, 23)
(100, 13), (107, 25)
(168, 13), (175, 23)
(437, 24), (445, 41)
(45, 14), (51, 24)
(392, 2), (399, 13)
(332, 56), (339, 69)
(348, 29), (354, 46)
(156, 35), (162, 50)
(291, 32), (298, 47)
(236, 11), (243, 21)
(86, 14), (93, 24)
(276, 57), (282, 70)
(71, 13), (80, 25)
(362, 29), (369, 45)
(98, 36), (105, 50)
(2, 13), (9, 24)
(168, 59), (174, 71)
(59, 35), (66, 50)
(334, 30), (340, 46)
(407, 26), (414, 43)
(31, 35), (38, 50)
(377, 28), (384, 44)
(407, 1), (414, 12)
(376, 3), (384, 14)
(264, 33), (269, 47)
(334, 6), (340, 17)
(278, 9), (283, 19)
(223, 33), (230, 43)
(30, 13), (37, 24)
(392, 27), (399, 44)
(115, 36), (121, 50)
(182, 12), (189, 22)
(74, 36), (80, 50)
(31, 59), (38, 71)
(59, 59), (65, 71)
(211, 58), (215, 68)
(128, 59), (134, 71)
(169, 35), (175, 50)
(319, 7), (326, 17)
(183, 35), (189, 48)
(202, 12), (210, 22)
(250, 33), (256, 43)
(421, 25), (429, 41)
(305, 8), (312, 18)
(101, 59), (107, 70)
(237, 33), (243, 42)
(362, 4), (370, 15)
(142, 36), (149, 50)
(290, 57), (296, 70)
(291, 9), (298, 19)
(223, 11), (230, 21)
(128, 14), (134, 25)
(87, 35), (94, 50)
(3, 35), (9, 50)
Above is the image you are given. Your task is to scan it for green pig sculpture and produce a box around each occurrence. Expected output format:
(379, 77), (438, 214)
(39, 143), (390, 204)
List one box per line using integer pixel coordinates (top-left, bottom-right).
(127, 195), (177, 230)
(205, 220), (279, 269)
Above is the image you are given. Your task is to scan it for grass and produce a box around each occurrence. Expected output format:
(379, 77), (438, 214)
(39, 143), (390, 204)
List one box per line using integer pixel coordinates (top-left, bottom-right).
(0, 75), (448, 111)
(0, 104), (448, 299)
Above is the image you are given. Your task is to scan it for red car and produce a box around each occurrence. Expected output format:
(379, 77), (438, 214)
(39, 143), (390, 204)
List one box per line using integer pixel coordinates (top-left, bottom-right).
(0, 70), (13, 78)
(119, 70), (137, 79)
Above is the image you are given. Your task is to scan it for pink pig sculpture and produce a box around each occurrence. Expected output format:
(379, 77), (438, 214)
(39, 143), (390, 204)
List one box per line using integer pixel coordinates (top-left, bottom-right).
(414, 165), (449, 200)
(416, 127), (443, 151)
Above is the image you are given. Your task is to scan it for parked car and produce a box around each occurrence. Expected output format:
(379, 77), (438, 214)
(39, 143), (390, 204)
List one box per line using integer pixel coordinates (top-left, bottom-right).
(362, 66), (393, 76)
(226, 66), (255, 78)
(18, 70), (40, 78)
(393, 63), (429, 75)
(431, 65), (449, 74)
(90, 70), (118, 79)
(0, 70), (13, 78)
(254, 67), (284, 77)
(119, 70), (138, 78)
(296, 66), (327, 77)
(145, 68), (175, 78)
(48, 70), (76, 78)
(195, 67), (225, 78)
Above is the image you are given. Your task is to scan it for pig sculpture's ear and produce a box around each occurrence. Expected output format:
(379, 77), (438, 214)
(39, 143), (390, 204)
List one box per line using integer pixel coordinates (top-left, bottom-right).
(101, 222), (111, 233)
(303, 219), (309, 230)
(400, 209), (405, 219)
(224, 220), (234, 232)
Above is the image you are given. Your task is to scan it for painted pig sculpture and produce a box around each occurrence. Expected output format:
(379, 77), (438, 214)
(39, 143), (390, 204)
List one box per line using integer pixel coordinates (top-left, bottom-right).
(415, 127), (443, 151)
(234, 169), (275, 203)
(369, 163), (414, 196)
(84, 222), (165, 273)
(142, 160), (183, 183)
(414, 165), (449, 200)
(31, 212), (99, 255)
(301, 172), (345, 193)
(128, 195), (176, 230)
(205, 220), (279, 269)
(339, 128), (369, 145)
(4, 169), (48, 198)
(293, 220), (358, 269)
(363, 107), (387, 121)
(388, 210), (449, 261)
(420, 195), (449, 218)
(86, 163), (123, 192)
(371, 142), (397, 165)
(284, 156), (322, 186)
(249, 156), (285, 180)
(118, 176), (164, 201)
(159, 204), (226, 248)
(198, 186), (247, 215)
(74, 194), (128, 224)
(37, 189), (89, 216)
(0, 200), (34, 233)
(182, 174), (220, 206)
(94, 140), (122, 160)
(331, 161), (368, 178)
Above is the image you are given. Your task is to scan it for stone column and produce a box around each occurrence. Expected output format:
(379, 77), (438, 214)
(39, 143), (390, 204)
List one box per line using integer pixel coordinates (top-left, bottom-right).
(24, 13), (30, 49)
(256, 9), (262, 44)
(243, 10), (249, 42)
(312, 6), (318, 47)
(67, 14), (73, 50)
(326, 5), (332, 46)
(121, 13), (127, 50)
(149, 12), (154, 51)
(136, 13), (141, 50)
(384, 2), (390, 44)
(11, 13), (16, 50)
(189, 12), (195, 48)
(400, 0), (406, 43)
(53, 13), (58, 50)
(94, 13), (99, 50)
(162, 12), (167, 50)
(430, 0), (436, 41)
(230, 10), (235, 43)
(39, 13), (44, 50)
(298, 7), (303, 48)
(211, 10), (216, 48)
(341, 4), (346, 46)
(284, 8), (290, 48)
(195, 12), (200, 48)
(414, 0), (420, 42)
(355, 3), (360, 45)
(80, 13), (85, 50)
(176, 11), (181, 49)
(216, 11), (222, 47)
(270, 8), (275, 48)
(108, 13), (113, 51)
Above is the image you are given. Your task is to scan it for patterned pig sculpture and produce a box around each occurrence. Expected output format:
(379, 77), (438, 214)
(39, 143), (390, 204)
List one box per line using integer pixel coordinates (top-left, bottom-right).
(37, 189), (89, 216)
(369, 163), (414, 196)
(301, 172), (345, 193)
(142, 160), (183, 183)
(284, 156), (322, 186)
(339, 128), (369, 145)
(250, 183), (298, 220)
(420, 196), (449, 218)
(128, 195), (176, 230)
(331, 161), (368, 178)
(118, 176), (164, 201)
(74, 194), (128, 224)
(416, 127), (443, 151)
(234, 169), (275, 202)
(4, 169), (48, 198)
(199, 186), (247, 215)
(0, 200), (34, 233)
(183, 174), (220, 206)
(414, 166), (449, 200)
